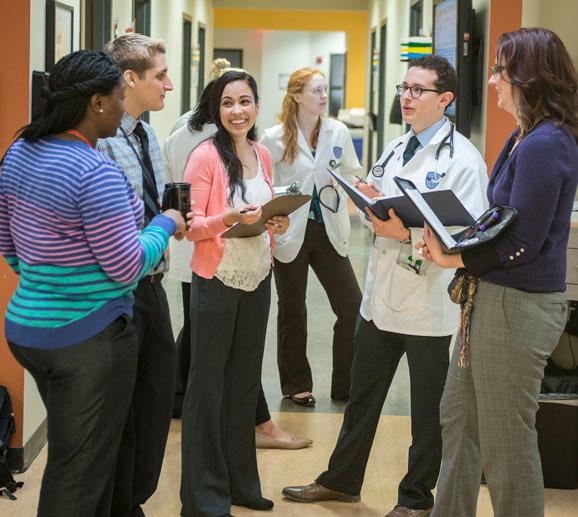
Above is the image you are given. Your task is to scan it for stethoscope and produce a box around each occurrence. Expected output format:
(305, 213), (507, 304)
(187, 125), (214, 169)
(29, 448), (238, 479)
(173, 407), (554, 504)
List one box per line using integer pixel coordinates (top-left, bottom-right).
(370, 123), (455, 178)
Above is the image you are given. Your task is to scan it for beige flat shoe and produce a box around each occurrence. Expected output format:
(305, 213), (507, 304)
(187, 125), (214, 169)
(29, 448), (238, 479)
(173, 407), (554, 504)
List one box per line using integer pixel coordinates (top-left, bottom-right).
(255, 431), (313, 450)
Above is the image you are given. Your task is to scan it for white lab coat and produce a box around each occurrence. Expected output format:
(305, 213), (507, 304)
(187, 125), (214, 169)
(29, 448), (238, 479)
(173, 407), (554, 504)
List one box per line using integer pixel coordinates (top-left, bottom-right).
(163, 122), (217, 283)
(260, 117), (363, 263)
(360, 118), (489, 336)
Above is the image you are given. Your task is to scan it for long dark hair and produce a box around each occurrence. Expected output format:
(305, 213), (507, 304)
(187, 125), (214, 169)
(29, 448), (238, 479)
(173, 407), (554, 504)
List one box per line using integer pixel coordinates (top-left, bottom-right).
(496, 28), (578, 141)
(187, 79), (215, 132)
(18, 50), (122, 141)
(209, 70), (259, 204)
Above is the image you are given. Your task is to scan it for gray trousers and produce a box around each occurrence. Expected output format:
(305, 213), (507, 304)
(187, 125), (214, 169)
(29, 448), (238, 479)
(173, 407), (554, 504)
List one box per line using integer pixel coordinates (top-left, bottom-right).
(431, 280), (567, 517)
(180, 273), (271, 517)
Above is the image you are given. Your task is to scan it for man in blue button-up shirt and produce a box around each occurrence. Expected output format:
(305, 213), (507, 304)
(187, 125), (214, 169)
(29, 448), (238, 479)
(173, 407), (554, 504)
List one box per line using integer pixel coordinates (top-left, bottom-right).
(97, 33), (176, 517)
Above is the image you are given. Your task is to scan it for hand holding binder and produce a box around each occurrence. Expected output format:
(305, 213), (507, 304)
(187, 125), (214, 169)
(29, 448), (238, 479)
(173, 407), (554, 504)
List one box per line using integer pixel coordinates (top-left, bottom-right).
(222, 194), (311, 238)
(329, 170), (474, 227)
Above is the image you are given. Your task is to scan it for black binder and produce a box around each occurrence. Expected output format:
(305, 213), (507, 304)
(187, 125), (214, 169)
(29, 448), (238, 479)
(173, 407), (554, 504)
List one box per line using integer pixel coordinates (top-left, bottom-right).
(329, 170), (474, 227)
(394, 176), (517, 254)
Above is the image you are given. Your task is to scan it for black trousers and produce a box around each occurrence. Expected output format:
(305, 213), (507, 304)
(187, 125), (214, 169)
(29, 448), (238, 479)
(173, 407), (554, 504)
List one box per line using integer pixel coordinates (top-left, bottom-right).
(8, 317), (137, 517)
(175, 282), (271, 426)
(181, 273), (271, 517)
(274, 220), (362, 399)
(111, 278), (177, 516)
(317, 317), (451, 509)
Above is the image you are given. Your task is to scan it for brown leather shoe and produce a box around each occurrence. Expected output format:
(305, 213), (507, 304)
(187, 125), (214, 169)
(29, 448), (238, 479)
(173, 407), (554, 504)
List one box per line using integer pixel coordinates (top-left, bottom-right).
(385, 504), (432, 517)
(282, 481), (360, 503)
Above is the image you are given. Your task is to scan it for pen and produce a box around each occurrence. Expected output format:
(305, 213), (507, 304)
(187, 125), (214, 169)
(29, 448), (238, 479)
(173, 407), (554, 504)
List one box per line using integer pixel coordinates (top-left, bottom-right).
(355, 175), (367, 184)
(478, 210), (500, 232)
(240, 207), (256, 214)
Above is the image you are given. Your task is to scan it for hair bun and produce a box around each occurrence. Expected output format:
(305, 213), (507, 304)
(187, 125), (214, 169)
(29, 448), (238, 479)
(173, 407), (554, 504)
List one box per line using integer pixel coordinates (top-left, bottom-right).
(209, 58), (231, 80)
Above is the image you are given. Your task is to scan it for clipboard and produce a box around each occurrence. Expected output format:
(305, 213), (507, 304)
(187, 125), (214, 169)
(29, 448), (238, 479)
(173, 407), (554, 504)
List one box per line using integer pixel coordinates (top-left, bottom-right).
(222, 194), (311, 238)
(329, 170), (474, 227)
(394, 176), (517, 254)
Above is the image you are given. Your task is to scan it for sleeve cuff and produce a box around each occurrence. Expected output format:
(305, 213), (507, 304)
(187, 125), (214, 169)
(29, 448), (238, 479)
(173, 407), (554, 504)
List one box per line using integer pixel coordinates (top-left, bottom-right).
(149, 214), (177, 236)
(461, 242), (503, 276)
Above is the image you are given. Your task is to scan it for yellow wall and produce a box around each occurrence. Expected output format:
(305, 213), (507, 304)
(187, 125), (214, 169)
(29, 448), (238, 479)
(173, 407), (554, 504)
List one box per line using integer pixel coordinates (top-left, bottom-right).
(214, 8), (368, 109)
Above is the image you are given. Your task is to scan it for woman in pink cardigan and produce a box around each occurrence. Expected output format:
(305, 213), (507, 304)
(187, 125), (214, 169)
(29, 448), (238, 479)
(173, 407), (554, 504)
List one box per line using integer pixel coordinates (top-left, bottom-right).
(180, 70), (289, 516)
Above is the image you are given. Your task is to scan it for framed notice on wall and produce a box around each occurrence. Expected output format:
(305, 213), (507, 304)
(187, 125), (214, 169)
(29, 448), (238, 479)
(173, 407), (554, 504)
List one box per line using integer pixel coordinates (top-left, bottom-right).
(45, 0), (83, 71)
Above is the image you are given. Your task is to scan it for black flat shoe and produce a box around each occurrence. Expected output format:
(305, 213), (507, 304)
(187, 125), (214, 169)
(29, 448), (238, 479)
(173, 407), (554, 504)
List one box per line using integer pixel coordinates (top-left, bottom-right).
(289, 394), (316, 407)
(234, 497), (274, 511)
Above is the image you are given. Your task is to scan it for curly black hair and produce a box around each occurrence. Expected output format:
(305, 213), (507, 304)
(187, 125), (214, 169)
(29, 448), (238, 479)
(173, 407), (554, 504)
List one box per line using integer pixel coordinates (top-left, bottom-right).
(18, 50), (122, 141)
(410, 55), (458, 105)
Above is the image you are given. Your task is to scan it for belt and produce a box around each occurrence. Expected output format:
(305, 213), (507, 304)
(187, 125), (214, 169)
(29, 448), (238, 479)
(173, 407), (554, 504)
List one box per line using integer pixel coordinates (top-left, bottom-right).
(144, 273), (164, 284)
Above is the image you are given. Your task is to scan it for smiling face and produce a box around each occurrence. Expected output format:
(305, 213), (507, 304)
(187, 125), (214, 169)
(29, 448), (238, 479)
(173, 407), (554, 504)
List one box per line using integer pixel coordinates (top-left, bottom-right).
(294, 73), (328, 117)
(219, 79), (258, 140)
(399, 66), (453, 134)
(127, 52), (173, 113)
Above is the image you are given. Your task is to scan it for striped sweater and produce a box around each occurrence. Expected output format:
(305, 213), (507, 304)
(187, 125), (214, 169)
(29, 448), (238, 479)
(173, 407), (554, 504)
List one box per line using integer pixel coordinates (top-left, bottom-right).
(0, 136), (176, 349)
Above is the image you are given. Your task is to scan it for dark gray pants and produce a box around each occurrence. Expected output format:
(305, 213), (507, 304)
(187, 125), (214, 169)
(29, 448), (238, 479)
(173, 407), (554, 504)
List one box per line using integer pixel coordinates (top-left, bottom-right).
(111, 278), (177, 516)
(8, 316), (137, 517)
(317, 317), (450, 509)
(174, 282), (271, 426)
(181, 273), (271, 517)
(274, 220), (362, 399)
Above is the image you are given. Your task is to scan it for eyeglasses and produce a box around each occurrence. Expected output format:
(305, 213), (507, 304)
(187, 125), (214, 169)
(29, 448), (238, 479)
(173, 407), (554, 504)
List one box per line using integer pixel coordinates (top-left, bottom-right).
(395, 84), (443, 98)
(491, 65), (506, 76)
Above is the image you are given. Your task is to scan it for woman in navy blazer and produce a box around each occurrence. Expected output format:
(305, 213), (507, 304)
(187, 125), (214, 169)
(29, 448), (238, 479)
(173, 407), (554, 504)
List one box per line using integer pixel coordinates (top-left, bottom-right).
(420, 28), (578, 517)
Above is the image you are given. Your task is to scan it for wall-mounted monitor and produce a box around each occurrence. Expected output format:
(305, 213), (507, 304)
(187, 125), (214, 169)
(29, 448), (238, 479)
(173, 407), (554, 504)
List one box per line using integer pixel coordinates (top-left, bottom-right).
(433, 0), (473, 137)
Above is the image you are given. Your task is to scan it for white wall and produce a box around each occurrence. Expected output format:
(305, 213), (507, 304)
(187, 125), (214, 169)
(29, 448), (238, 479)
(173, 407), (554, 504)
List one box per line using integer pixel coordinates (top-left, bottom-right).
(365, 0), (411, 168)
(26, 0), (49, 444)
(214, 28), (346, 133)
(213, 28), (263, 91)
(214, 0), (369, 10)
(111, 0), (213, 142)
(522, 0), (578, 69)
(259, 31), (311, 132)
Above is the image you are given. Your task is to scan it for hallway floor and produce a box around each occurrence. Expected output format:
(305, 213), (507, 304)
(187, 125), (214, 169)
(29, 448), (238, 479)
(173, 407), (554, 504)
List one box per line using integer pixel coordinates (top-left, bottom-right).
(2, 219), (578, 516)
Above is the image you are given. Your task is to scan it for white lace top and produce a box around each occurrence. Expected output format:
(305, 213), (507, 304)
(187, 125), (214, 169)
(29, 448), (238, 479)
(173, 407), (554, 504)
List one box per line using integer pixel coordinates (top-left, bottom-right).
(215, 155), (272, 292)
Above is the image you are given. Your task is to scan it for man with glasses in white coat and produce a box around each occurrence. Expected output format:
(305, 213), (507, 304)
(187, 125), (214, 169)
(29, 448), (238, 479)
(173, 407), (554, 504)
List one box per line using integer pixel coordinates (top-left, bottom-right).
(282, 55), (488, 517)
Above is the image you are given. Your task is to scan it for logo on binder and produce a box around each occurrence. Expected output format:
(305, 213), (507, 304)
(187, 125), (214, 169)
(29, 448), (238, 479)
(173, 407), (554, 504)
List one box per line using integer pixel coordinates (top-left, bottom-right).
(333, 146), (343, 159)
(425, 171), (446, 189)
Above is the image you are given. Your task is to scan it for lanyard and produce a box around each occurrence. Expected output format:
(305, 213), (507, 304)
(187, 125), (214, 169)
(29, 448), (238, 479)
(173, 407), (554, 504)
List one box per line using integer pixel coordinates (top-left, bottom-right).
(65, 129), (93, 148)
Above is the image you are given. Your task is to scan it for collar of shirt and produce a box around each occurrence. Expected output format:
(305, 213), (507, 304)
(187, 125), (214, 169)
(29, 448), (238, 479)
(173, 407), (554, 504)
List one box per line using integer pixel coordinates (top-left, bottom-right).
(120, 112), (139, 135)
(411, 116), (447, 150)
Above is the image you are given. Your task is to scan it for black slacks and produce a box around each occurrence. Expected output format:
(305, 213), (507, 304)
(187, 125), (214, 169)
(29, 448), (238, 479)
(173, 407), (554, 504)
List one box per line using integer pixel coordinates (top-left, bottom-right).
(111, 278), (177, 516)
(174, 282), (271, 426)
(173, 282), (192, 417)
(274, 220), (361, 399)
(317, 317), (451, 509)
(8, 317), (137, 517)
(181, 273), (271, 517)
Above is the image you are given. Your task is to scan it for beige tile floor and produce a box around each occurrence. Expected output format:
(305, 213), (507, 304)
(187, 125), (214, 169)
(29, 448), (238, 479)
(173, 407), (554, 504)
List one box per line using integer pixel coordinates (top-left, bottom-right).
(2, 412), (577, 516)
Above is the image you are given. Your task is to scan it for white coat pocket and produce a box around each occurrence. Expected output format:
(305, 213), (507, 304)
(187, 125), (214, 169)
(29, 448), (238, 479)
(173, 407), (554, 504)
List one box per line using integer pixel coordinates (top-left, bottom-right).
(377, 261), (428, 314)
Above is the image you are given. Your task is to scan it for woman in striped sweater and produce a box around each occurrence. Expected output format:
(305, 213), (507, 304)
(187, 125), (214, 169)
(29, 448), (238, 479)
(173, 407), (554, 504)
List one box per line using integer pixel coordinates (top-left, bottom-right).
(0, 50), (185, 517)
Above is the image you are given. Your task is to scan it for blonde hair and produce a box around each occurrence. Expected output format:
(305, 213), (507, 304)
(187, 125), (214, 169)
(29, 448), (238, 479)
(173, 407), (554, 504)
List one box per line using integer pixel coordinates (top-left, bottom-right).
(278, 67), (325, 165)
(104, 33), (166, 77)
(209, 58), (231, 80)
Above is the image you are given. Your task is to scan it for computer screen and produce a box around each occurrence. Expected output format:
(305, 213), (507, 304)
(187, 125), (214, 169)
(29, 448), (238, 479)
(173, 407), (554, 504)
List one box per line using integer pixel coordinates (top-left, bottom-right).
(433, 0), (473, 137)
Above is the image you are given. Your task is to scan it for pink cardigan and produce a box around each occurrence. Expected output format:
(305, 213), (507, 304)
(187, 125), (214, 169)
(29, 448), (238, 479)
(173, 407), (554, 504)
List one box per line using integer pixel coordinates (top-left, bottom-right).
(184, 139), (274, 279)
